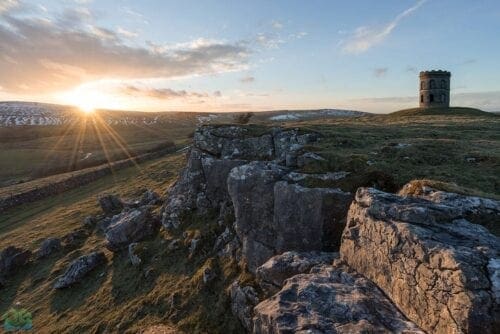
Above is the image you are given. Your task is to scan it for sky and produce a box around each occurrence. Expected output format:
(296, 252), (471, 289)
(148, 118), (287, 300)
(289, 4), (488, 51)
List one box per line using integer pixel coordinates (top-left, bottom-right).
(0, 0), (499, 113)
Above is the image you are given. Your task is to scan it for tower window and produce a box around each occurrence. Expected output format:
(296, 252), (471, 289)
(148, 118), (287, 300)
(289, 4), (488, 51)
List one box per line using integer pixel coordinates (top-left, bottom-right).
(430, 79), (436, 89)
(441, 94), (446, 102)
(420, 95), (424, 103)
(421, 81), (424, 90)
(430, 94), (434, 102)
(441, 80), (446, 89)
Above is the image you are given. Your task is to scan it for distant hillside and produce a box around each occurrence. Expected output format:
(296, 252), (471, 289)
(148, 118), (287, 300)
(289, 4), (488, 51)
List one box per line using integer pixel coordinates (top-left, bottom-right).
(0, 101), (367, 127)
(389, 107), (497, 117)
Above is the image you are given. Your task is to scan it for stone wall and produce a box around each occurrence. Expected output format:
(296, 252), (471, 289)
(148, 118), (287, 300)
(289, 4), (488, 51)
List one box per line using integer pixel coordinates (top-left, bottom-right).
(0, 147), (176, 212)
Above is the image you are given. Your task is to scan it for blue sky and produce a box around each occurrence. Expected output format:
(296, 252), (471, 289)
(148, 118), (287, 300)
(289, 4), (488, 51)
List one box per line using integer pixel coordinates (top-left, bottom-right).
(1, 0), (499, 112)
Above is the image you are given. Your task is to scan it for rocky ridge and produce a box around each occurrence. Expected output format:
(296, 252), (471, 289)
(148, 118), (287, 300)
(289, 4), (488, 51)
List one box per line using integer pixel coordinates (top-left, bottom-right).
(0, 124), (498, 333)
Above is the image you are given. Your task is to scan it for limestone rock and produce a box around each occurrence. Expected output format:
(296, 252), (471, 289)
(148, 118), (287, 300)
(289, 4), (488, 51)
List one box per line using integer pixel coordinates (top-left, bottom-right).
(256, 251), (337, 295)
(161, 148), (206, 229)
(105, 207), (159, 251)
(341, 187), (500, 334)
(201, 156), (247, 207)
(194, 125), (274, 160)
(37, 238), (61, 258)
(98, 194), (123, 215)
(273, 182), (352, 252)
(273, 128), (319, 164)
(253, 264), (424, 334)
(228, 161), (288, 272)
(229, 280), (259, 331)
(140, 189), (161, 206)
(54, 251), (106, 289)
(0, 246), (31, 278)
(400, 181), (500, 226)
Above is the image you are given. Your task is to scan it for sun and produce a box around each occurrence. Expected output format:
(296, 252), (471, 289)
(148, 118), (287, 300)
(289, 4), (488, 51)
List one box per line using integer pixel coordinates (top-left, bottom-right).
(78, 102), (96, 114)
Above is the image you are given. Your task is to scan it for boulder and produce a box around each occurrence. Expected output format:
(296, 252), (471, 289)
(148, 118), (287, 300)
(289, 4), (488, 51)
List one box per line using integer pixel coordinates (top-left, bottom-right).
(98, 194), (123, 215)
(37, 238), (61, 258)
(228, 161), (288, 272)
(253, 264), (424, 334)
(54, 251), (106, 289)
(140, 189), (161, 206)
(341, 187), (500, 334)
(229, 280), (259, 331)
(273, 182), (352, 252)
(105, 207), (159, 251)
(0, 246), (31, 279)
(256, 251), (337, 295)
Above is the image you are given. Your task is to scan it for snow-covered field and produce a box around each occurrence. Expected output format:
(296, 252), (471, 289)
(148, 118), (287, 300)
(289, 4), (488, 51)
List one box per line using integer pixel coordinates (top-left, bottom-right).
(0, 102), (367, 127)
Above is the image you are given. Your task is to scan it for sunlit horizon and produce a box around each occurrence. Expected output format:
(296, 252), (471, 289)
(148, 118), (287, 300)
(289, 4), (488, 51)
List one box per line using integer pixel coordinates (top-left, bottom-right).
(1, 0), (500, 113)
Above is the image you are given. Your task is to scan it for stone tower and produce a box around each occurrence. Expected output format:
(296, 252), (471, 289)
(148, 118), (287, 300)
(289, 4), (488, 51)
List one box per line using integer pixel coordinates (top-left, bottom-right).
(419, 70), (451, 108)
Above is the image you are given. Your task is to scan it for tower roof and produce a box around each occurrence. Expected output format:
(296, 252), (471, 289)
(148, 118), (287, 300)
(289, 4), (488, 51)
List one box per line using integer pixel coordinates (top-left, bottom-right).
(419, 70), (451, 77)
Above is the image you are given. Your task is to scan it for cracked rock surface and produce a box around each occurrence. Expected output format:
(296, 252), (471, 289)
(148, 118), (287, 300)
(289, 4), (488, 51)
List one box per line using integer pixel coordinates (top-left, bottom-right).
(341, 187), (500, 334)
(253, 263), (425, 334)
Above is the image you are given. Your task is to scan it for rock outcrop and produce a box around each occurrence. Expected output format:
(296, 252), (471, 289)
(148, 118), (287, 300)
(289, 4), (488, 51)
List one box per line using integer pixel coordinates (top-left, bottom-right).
(256, 251), (337, 295)
(37, 238), (61, 258)
(228, 162), (351, 272)
(98, 194), (123, 215)
(105, 207), (159, 251)
(253, 263), (424, 334)
(229, 280), (259, 332)
(400, 181), (500, 226)
(161, 125), (325, 232)
(228, 161), (289, 271)
(54, 251), (106, 289)
(341, 187), (500, 334)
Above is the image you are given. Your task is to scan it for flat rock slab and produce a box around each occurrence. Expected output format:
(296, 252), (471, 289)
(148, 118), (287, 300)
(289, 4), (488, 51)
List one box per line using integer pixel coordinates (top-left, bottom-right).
(341, 187), (500, 334)
(253, 264), (424, 334)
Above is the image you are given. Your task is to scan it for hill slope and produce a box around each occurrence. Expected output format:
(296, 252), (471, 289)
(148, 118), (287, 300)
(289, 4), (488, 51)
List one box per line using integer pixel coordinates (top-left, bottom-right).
(390, 106), (497, 117)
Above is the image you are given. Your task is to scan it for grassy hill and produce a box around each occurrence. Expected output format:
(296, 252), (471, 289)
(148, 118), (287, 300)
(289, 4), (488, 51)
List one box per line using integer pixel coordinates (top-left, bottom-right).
(0, 111), (498, 333)
(389, 106), (497, 117)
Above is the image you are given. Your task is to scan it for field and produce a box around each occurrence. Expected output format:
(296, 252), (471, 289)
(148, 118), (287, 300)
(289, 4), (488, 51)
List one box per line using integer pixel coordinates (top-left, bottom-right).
(0, 108), (498, 333)
(0, 114), (196, 187)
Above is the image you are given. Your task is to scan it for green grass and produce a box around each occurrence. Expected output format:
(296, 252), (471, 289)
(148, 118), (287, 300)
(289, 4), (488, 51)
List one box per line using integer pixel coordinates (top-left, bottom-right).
(0, 119), (195, 186)
(0, 152), (248, 333)
(287, 112), (500, 198)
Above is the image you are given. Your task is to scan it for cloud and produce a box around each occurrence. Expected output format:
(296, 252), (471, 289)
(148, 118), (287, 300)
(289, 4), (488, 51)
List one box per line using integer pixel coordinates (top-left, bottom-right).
(240, 76), (255, 83)
(117, 27), (138, 39)
(213, 90), (222, 97)
(0, 9), (250, 94)
(373, 67), (388, 78)
(121, 85), (209, 100)
(0, 0), (21, 14)
(271, 20), (283, 29)
(341, 0), (427, 54)
(256, 33), (284, 49)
